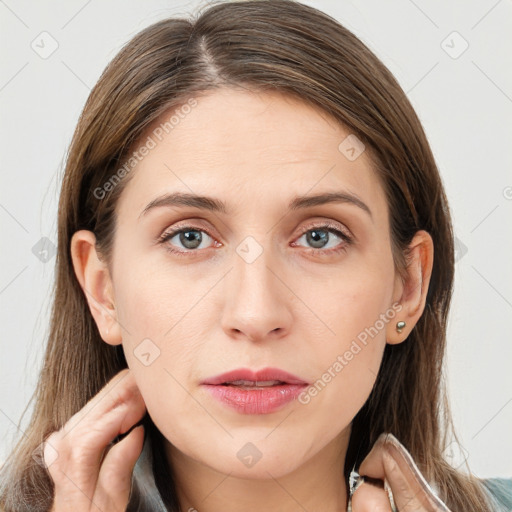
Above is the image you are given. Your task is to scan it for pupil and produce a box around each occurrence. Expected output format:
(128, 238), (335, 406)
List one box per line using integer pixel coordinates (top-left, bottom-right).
(307, 229), (328, 248)
(180, 230), (201, 249)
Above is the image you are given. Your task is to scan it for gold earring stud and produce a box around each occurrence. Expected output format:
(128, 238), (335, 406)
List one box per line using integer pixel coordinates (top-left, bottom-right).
(396, 321), (406, 333)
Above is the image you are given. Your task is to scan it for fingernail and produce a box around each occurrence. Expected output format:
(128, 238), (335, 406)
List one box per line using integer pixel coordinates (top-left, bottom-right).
(376, 432), (391, 445)
(383, 433), (406, 452)
(383, 433), (423, 475)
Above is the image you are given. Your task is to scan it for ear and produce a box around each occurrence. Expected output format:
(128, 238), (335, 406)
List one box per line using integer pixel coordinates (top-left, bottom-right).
(70, 230), (122, 346)
(386, 230), (434, 345)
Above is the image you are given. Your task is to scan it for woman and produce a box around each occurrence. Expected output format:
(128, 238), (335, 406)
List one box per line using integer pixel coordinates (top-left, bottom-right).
(1, 0), (510, 510)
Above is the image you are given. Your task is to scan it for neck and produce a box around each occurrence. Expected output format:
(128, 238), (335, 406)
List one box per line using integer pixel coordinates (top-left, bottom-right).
(164, 428), (351, 512)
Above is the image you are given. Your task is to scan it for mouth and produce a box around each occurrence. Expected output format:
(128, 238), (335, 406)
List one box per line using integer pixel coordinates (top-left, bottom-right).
(201, 368), (309, 414)
(201, 367), (309, 386)
(219, 379), (287, 390)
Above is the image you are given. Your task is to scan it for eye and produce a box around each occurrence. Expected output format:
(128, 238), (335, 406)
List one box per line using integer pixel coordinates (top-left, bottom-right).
(157, 226), (218, 256)
(292, 223), (353, 254)
(157, 221), (353, 258)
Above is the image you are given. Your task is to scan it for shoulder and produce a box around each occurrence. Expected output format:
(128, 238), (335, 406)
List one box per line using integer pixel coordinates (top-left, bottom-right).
(480, 477), (512, 510)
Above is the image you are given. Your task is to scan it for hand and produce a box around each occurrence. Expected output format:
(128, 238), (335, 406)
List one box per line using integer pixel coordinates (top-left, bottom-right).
(42, 368), (147, 512)
(351, 433), (452, 511)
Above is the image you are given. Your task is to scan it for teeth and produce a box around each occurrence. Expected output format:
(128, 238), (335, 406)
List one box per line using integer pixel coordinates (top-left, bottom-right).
(226, 379), (284, 387)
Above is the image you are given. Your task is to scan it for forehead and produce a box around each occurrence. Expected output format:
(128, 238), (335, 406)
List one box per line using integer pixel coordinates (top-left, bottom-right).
(115, 87), (387, 221)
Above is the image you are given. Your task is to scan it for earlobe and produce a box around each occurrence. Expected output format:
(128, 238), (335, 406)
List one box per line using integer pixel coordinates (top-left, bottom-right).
(70, 230), (123, 346)
(386, 230), (434, 345)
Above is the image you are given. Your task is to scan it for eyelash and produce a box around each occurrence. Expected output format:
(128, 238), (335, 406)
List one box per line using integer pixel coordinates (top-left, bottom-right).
(157, 222), (353, 258)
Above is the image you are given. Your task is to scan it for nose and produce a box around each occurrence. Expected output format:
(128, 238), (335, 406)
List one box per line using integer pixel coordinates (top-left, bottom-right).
(220, 243), (292, 343)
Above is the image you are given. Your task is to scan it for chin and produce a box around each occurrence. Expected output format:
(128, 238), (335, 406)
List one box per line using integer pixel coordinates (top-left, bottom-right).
(210, 450), (303, 480)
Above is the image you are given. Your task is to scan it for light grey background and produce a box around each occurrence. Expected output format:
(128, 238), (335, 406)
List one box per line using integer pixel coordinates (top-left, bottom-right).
(1, 0), (511, 478)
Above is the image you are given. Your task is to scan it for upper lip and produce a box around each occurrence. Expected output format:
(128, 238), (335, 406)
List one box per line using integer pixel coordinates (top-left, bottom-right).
(201, 367), (309, 385)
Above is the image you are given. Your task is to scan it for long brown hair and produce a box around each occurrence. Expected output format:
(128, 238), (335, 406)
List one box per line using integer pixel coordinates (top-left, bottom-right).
(0, 0), (493, 510)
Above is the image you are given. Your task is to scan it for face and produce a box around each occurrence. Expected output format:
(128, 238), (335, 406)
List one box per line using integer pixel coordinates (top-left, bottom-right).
(106, 88), (403, 479)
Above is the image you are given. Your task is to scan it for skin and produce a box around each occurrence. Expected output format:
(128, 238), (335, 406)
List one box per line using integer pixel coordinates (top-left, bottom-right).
(67, 87), (438, 511)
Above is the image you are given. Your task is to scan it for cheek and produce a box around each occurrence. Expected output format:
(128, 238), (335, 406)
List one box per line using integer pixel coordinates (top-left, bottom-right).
(294, 259), (394, 423)
(122, 335), (205, 448)
(298, 259), (393, 358)
(294, 314), (386, 448)
(115, 257), (213, 348)
(115, 269), (214, 439)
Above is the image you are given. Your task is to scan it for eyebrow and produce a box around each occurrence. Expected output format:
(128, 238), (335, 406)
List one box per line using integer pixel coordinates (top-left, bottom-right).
(138, 191), (372, 220)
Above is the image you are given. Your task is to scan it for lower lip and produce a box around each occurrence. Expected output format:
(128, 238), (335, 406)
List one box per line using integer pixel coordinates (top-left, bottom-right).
(202, 383), (308, 414)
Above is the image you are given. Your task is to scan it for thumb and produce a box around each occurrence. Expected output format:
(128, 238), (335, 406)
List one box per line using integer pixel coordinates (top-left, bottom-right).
(357, 432), (388, 478)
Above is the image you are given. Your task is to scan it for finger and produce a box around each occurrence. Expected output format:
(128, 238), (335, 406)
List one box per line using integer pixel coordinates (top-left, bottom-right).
(48, 423), (145, 511)
(381, 449), (426, 511)
(384, 440), (451, 512)
(45, 370), (146, 508)
(64, 369), (140, 435)
(359, 434), (450, 512)
(357, 432), (388, 478)
(351, 479), (392, 512)
(94, 424), (145, 512)
(62, 369), (146, 456)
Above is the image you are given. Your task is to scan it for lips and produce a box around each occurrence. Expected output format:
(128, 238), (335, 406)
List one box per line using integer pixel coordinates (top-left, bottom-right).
(201, 367), (309, 386)
(200, 367), (309, 414)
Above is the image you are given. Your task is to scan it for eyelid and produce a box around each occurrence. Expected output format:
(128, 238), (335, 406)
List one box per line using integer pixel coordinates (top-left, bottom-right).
(157, 218), (353, 255)
(157, 222), (218, 246)
(158, 219), (351, 242)
(298, 219), (353, 241)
